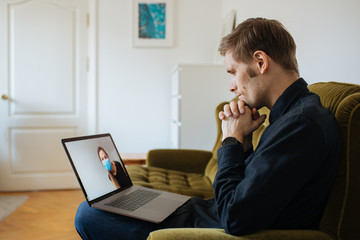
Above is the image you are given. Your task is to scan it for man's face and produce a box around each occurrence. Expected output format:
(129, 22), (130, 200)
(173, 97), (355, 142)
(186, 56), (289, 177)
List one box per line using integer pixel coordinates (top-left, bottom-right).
(225, 52), (264, 109)
(98, 150), (108, 161)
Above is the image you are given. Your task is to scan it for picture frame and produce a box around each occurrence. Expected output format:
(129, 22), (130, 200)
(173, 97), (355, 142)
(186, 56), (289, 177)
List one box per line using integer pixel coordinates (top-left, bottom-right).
(133, 0), (174, 47)
(213, 9), (236, 64)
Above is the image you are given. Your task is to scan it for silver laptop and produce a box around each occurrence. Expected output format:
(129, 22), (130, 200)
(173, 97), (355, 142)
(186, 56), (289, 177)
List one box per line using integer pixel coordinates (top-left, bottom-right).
(62, 133), (190, 223)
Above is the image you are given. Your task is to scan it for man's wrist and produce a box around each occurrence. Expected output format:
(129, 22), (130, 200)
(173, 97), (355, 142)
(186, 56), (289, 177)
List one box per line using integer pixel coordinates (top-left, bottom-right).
(222, 137), (243, 147)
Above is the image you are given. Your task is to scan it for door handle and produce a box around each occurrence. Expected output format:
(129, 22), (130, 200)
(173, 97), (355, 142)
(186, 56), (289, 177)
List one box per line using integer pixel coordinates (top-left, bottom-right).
(1, 94), (9, 100)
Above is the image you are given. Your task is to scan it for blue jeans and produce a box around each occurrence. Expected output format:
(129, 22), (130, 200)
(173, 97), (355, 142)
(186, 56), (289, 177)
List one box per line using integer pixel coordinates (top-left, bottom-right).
(75, 198), (221, 240)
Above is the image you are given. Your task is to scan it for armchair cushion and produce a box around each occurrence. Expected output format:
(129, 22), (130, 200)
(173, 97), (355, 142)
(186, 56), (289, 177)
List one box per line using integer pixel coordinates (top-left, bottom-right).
(126, 165), (214, 199)
(127, 148), (214, 199)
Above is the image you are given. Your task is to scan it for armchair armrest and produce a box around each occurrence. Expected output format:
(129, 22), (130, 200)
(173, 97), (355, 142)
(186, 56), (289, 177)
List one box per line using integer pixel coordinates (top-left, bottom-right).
(147, 149), (212, 174)
(147, 228), (233, 240)
(147, 228), (334, 240)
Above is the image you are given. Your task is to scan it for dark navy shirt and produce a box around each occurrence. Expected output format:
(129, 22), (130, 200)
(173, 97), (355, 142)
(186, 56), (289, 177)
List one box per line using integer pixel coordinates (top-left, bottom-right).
(212, 78), (341, 235)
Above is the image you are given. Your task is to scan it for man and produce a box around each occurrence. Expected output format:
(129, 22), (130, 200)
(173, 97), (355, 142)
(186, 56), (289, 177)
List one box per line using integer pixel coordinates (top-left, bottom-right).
(75, 18), (340, 239)
(214, 18), (340, 235)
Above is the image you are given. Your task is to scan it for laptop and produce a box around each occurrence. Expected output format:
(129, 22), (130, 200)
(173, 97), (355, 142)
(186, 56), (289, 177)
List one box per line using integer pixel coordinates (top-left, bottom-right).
(62, 133), (190, 223)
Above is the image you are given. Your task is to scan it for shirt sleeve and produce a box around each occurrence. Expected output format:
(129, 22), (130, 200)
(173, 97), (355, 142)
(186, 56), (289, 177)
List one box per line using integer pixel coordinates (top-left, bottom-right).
(213, 115), (326, 235)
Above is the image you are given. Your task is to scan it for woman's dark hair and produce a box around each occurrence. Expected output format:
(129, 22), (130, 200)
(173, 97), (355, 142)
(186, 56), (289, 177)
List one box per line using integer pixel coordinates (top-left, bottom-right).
(97, 146), (107, 162)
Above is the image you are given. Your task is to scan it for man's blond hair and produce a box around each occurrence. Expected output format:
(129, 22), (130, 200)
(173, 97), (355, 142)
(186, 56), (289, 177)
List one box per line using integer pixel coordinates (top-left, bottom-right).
(219, 18), (299, 74)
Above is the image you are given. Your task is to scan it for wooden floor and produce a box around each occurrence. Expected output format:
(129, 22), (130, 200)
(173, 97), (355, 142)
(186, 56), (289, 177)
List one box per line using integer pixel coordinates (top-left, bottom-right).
(0, 189), (84, 240)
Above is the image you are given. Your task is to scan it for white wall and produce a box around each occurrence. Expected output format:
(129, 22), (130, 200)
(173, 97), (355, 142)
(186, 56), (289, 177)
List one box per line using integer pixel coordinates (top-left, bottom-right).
(97, 0), (223, 153)
(222, 0), (360, 85)
(97, 0), (360, 154)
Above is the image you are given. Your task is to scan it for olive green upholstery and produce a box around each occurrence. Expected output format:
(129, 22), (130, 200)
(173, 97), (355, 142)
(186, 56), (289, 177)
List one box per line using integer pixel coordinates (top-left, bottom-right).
(127, 82), (360, 240)
(127, 149), (215, 199)
(147, 229), (333, 240)
(309, 82), (360, 240)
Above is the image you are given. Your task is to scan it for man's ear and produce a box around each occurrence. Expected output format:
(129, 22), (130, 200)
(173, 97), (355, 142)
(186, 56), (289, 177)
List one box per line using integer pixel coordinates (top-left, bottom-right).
(253, 51), (269, 74)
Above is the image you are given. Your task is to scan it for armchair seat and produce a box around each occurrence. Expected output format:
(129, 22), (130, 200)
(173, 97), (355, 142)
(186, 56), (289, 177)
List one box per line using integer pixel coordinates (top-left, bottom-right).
(127, 165), (214, 199)
(127, 148), (215, 199)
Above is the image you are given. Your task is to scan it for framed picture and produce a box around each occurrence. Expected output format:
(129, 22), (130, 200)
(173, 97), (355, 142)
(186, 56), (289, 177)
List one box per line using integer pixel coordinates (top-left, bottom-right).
(213, 9), (236, 64)
(133, 0), (174, 47)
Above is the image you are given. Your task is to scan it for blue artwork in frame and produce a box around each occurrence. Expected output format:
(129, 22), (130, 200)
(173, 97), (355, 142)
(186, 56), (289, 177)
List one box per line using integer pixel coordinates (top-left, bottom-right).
(138, 3), (166, 39)
(133, 0), (173, 47)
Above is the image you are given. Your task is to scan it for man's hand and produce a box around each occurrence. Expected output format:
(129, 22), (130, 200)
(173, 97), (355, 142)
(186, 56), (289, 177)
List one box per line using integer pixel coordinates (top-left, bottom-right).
(219, 100), (266, 151)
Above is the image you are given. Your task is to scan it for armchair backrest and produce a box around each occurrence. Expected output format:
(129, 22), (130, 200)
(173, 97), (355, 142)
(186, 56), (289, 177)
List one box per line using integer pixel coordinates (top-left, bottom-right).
(205, 81), (360, 240)
(308, 82), (360, 240)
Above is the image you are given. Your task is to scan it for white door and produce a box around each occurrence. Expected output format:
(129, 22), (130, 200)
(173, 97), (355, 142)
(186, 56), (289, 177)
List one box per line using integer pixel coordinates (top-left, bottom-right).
(0, 0), (89, 191)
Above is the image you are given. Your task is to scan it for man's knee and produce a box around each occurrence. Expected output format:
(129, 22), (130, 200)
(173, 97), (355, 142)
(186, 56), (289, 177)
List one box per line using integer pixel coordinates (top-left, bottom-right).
(75, 201), (92, 236)
(74, 201), (155, 239)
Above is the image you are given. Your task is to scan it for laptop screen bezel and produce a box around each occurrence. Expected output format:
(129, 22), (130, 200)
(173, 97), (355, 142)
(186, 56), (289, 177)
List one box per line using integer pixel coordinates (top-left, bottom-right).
(61, 133), (133, 205)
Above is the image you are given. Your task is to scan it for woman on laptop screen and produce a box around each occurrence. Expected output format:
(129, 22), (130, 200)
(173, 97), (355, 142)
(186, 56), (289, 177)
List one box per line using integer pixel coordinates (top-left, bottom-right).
(97, 146), (129, 189)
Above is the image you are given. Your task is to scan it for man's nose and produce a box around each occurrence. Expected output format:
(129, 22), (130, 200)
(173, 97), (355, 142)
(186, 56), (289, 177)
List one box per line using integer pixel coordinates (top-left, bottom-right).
(229, 81), (237, 93)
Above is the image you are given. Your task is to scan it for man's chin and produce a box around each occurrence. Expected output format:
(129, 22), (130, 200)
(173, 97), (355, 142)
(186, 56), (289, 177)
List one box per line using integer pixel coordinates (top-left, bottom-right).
(237, 98), (262, 110)
(245, 102), (262, 110)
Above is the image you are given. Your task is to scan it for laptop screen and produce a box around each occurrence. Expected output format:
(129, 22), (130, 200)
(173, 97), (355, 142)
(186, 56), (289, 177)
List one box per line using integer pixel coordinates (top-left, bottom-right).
(62, 134), (132, 202)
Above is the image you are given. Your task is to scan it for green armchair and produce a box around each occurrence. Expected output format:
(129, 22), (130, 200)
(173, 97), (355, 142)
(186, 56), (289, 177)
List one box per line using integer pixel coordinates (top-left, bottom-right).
(127, 82), (360, 240)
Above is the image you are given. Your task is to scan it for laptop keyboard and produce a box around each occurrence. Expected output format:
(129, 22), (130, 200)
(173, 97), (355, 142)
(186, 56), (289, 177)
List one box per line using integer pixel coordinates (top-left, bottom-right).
(105, 189), (161, 212)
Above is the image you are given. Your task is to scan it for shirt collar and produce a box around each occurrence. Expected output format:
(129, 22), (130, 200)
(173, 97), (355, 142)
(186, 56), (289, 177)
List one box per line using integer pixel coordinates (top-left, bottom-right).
(269, 78), (309, 124)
